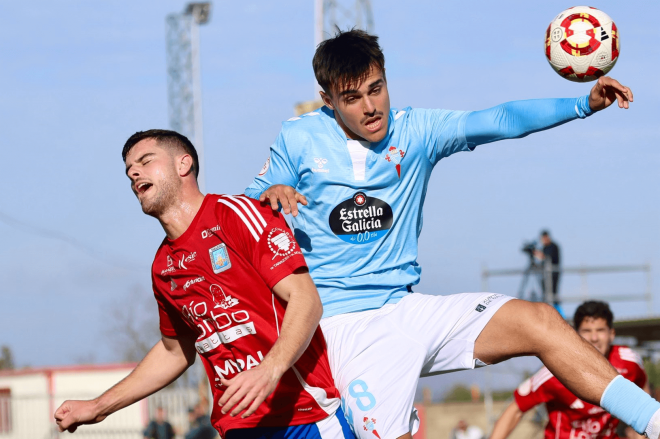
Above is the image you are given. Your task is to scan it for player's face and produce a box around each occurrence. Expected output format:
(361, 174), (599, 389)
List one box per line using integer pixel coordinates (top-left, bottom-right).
(577, 317), (615, 355)
(125, 139), (181, 217)
(322, 67), (390, 143)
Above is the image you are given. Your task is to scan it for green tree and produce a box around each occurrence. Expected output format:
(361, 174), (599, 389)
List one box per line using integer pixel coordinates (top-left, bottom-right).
(0, 345), (14, 370)
(444, 384), (473, 402)
(644, 358), (660, 391)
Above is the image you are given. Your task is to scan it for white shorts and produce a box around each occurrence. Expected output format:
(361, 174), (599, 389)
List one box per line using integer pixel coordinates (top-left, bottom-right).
(320, 292), (513, 439)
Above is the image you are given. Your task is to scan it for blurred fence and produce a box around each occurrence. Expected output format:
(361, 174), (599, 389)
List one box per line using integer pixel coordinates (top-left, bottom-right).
(0, 387), (201, 439)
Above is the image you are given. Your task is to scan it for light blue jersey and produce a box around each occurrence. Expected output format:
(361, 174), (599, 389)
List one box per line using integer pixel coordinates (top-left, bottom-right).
(245, 97), (592, 318)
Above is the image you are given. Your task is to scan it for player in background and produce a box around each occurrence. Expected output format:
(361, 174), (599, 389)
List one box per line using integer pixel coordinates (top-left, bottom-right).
(245, 30), (660, 439)
(54, 130), (354, 439)
(490, 301), (648, 439)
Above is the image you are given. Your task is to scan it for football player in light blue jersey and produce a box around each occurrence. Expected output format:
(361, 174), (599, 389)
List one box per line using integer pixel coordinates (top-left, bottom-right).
(245, 30), (660, 439)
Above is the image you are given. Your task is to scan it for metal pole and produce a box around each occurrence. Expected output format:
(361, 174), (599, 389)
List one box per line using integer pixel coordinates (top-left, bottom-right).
(314, 0), (324, 96)
(544, 259), (553, 305)
(190, 15), (205, 193)
(646, 264), (653, 316)
(485, 368), (494, 434)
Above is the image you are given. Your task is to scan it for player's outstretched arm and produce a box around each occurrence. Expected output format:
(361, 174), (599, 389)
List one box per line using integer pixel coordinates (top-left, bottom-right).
(464, 77), (633, 149)
(54, 334), (197, 433)
(218, 268), (322, 418)
(489, 401), (524, 439)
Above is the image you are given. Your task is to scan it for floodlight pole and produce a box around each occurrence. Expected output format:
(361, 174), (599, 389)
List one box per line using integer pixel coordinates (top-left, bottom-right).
(166, 2), (211, 193)
(314, 0), (324, 95)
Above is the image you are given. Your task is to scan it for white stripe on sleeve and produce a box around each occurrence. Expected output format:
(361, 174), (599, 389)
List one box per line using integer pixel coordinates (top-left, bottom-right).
(234, 195), (268, 228)
(218, 199), (260, 241)
(224, 195), (266, 232)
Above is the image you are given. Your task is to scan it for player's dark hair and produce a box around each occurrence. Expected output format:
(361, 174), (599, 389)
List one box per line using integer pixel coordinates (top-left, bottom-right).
(122, 129), (199, 179)
(313, 28), (385, 95)
(574, 300), (614, 330)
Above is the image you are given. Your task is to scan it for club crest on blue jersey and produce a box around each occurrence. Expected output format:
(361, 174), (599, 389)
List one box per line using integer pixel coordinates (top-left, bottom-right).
(209, 243), (231, 274)
(329, 192), (393, 245)
(385, 146), (405, 178)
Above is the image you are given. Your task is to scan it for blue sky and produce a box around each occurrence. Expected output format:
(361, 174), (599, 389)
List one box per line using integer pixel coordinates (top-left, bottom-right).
(1, 0), (658, 397)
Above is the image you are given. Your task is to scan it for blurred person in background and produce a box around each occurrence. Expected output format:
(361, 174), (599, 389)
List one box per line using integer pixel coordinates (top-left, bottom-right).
(534, 230), (561, 312)
(143, 406), (175, 439)
(186, 404), (217, 439)
(53, 130), (354, 439)
(450, 420), (483, 439)
(490, 301), (648, 439)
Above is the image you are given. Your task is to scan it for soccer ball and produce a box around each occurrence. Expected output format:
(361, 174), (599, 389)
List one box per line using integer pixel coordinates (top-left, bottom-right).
(545, 6), (620, 82)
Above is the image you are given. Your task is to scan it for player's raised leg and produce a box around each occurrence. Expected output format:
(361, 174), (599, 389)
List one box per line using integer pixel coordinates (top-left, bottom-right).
(474, 300), (660, 438)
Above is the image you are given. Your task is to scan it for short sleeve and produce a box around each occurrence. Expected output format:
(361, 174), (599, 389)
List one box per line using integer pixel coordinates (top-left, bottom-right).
(618, 347), (648, 389)
(406, 108), (472, 166)
(217, 195), (307, 288)
(514, 368), (557, 412)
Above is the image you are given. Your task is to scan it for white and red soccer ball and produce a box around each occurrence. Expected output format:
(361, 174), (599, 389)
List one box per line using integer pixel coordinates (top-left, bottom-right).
(545, 6), (620, 82)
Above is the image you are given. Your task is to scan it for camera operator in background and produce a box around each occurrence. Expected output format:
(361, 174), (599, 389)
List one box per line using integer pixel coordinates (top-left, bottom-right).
(535, 230), (561, 311)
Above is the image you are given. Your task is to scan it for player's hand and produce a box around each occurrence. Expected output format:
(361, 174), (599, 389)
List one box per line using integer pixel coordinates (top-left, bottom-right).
(588, 76), (633, 111)
(217, 364), (282, 418)
(259, 184), (308, 216)
(54, 399), (106, 433)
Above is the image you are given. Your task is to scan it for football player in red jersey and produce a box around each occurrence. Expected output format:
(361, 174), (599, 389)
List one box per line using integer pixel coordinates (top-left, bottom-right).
(491, 301), (648, 439)
(54, 130), (354, 439)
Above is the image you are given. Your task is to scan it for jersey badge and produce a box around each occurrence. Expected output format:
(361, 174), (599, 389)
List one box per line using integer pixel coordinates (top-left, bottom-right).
(267, 228), (297, 260)
(258, 156), (270, 176)
(384, 146), (405, 178)
(209, 243), (231, 274)
(210, 284), (239, 309)
(363, 417), (381, 439)
(312, 157), (329, 173)
(329, 192), (393, 245)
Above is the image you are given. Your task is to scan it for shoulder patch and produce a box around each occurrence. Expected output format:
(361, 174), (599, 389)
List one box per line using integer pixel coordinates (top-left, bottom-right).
(258, 156), (270, 176)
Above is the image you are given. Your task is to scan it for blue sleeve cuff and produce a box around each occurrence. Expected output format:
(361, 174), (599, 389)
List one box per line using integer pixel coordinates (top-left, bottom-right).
(575, 94), (594, 119)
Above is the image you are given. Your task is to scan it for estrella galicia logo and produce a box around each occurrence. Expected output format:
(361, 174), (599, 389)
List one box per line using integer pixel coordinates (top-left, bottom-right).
(329, 192), (393, 244)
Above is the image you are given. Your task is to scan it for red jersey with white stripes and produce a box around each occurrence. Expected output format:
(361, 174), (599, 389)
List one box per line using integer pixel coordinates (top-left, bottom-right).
(514, 346), (647, 439)
(151, 194), (340, 437)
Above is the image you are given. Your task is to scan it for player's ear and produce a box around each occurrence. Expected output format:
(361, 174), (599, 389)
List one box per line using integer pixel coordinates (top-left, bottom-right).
(320, 90), (335, 110)
(179, 154), (194, 177)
